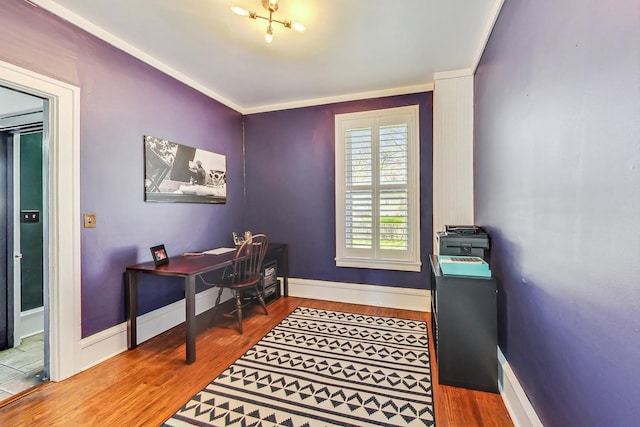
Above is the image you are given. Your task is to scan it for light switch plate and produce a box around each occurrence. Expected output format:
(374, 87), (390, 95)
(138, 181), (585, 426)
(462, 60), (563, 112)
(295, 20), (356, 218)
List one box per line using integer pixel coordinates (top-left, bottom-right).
(84, 213), (96, 228)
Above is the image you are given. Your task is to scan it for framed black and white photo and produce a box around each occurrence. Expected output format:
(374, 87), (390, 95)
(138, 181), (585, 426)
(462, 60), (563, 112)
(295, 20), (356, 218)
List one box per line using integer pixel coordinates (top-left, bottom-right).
(144, 135), (227, 204)
(150, 244), (169, 266)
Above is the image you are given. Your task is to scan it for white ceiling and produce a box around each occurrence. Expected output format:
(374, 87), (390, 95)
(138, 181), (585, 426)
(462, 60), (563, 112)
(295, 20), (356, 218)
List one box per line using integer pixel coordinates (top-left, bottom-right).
(29, 0), (503, 114)
(0, 86), (43, 116)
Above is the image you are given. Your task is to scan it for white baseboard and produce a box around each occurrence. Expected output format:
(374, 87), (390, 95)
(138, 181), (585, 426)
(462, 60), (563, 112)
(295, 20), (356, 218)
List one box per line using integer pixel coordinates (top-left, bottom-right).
(498, 347), (543, 427)
(20, 306), (44, 339)
(288, 278), (430, 312)
(78, 279), (429, 372)
(79, 287), (231, 371)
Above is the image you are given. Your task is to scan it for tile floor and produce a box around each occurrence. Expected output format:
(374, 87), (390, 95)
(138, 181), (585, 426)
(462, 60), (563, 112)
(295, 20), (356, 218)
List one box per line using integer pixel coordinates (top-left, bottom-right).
(0, 333), (46, 402)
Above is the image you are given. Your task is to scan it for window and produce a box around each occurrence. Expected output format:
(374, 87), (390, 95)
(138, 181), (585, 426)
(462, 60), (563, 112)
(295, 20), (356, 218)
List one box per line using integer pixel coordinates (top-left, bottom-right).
(335, 105), (420, 271)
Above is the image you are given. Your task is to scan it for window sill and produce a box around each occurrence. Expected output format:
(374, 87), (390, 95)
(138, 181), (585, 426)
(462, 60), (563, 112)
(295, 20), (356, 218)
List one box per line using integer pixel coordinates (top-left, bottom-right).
(335, 258), (422, 272)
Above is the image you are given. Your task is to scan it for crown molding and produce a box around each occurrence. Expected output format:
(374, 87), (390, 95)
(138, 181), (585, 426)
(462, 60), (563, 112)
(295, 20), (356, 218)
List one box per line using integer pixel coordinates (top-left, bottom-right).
(243, 83), (434, 115)
(471, 0), (506, 72)
(433, 68), (474, 81)
(29, 0), (244, 113)
(30, 1), (440, 115)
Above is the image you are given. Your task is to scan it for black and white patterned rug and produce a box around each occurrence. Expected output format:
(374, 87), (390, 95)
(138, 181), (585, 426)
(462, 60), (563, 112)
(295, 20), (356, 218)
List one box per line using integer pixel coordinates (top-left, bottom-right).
(163, 306), (434, 427)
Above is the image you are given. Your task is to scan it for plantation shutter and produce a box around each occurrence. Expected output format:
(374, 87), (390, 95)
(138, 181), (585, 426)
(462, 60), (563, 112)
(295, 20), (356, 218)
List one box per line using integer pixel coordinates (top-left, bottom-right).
(379, 124), (408, 250)
(345, 126), (373, 249)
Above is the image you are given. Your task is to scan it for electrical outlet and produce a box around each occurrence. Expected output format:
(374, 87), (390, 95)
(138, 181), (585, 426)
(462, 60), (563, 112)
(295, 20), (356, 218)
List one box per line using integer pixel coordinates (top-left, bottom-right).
(84, 213), (96, 228)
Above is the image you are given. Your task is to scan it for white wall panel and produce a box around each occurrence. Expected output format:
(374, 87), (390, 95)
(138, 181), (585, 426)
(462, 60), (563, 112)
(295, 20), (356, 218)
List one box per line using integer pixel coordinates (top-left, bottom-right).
(432, 70), (475, 251)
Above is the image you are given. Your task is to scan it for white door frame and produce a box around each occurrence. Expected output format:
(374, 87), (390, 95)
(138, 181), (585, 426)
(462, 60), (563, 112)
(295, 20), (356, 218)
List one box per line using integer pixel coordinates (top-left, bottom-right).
(0, 60), (81, 381)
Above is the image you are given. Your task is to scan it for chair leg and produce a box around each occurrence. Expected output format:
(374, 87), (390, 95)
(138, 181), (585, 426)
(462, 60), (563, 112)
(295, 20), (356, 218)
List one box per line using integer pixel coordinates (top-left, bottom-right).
(235, 290), (243, 334)
(256, 285), (268, 315)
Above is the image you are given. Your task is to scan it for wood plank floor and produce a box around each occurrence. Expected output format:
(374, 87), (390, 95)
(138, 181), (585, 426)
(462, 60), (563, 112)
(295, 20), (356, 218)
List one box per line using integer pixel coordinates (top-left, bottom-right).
(0, 297), (513, 426)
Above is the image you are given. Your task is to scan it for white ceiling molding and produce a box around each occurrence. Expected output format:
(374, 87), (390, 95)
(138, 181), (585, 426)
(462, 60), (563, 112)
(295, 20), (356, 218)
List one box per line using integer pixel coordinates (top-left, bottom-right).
(28, 0), (505, 114)
(28, 0), (243, 112)
(471, 0), (506, 73)
(434, 69), (474, 81)
(243, 82), (435, 115)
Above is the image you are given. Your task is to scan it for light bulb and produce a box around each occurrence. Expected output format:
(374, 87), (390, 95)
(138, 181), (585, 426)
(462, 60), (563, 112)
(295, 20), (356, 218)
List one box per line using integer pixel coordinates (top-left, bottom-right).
(231, 6), (249, 16)
(292, 22), (306, 32)
(265, 28), (273, 43)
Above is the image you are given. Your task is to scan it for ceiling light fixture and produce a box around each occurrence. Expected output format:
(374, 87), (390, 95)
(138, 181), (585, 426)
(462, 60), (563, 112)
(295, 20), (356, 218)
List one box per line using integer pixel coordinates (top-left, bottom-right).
(231, 0), (305, 43)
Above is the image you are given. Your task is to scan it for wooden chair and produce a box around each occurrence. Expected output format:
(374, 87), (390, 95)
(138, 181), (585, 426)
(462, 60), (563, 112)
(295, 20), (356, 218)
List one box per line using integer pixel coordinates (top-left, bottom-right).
(212, 233), (269, 333)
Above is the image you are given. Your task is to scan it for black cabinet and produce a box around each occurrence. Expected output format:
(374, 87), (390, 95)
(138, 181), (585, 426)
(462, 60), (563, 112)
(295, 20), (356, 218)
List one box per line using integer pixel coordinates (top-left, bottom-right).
(429, 255), (498, 393)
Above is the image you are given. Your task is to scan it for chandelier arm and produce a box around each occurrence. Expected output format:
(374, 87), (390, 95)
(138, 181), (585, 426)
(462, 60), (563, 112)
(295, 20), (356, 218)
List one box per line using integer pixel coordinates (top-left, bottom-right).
(247, 14), (290, 28)
(269, 17), (290, 26)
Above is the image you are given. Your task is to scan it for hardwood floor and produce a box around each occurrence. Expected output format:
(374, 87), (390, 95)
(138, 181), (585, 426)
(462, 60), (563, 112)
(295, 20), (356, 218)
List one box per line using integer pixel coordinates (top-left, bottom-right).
(0, 297), (513, 426)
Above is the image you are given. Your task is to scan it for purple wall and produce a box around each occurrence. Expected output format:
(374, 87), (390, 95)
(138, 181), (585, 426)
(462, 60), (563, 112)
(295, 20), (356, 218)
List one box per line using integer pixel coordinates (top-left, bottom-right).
(0, 0), (245, 337)
(243, 93), (433, 289)
(475, 1), (640, 425)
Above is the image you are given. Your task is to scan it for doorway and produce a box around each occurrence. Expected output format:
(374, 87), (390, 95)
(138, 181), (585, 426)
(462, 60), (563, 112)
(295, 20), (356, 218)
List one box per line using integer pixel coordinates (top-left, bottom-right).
(0, 86), (47, 401)
(0, 59), (81, 384)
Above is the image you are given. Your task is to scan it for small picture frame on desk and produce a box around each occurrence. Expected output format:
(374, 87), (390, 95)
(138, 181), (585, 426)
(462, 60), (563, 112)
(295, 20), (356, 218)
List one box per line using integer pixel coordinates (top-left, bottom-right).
(150, 244), (169, 266)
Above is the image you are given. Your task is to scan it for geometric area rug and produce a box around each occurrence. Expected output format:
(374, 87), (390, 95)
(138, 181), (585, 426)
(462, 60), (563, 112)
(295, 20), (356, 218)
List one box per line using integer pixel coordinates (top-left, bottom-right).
(163, 306), (435, 426)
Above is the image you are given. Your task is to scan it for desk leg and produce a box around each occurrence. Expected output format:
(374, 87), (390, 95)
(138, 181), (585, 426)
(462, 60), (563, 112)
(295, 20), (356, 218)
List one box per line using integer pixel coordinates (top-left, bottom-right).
(185, 275), (196, 364)
(282, 244), (289, 297)
(126, 270), (137, 349)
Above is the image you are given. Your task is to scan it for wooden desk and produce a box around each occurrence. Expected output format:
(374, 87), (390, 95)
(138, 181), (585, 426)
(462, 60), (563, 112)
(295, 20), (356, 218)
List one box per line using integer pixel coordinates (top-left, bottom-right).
(126, 243), (288, 364)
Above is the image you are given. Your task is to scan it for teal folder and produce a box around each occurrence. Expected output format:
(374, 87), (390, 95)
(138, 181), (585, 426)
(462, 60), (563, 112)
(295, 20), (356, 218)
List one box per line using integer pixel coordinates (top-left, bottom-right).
(438, 255), (491, 278)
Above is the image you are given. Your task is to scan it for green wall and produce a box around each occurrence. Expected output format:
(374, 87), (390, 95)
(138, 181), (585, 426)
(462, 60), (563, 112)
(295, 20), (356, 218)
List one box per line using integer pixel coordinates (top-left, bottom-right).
(20, 131), (43, 311)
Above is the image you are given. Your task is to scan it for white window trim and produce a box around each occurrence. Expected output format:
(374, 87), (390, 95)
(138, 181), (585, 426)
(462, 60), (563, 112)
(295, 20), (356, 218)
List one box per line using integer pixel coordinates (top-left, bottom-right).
(335, 105), (421, 272)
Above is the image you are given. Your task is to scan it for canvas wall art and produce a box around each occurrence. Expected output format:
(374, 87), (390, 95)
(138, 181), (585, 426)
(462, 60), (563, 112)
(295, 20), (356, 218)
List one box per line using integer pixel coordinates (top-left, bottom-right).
(144, 135), (227, 203)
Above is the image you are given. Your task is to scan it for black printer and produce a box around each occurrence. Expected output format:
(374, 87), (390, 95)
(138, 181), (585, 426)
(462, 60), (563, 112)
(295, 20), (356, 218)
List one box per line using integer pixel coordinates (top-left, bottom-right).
(436, 225), (490, 260)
